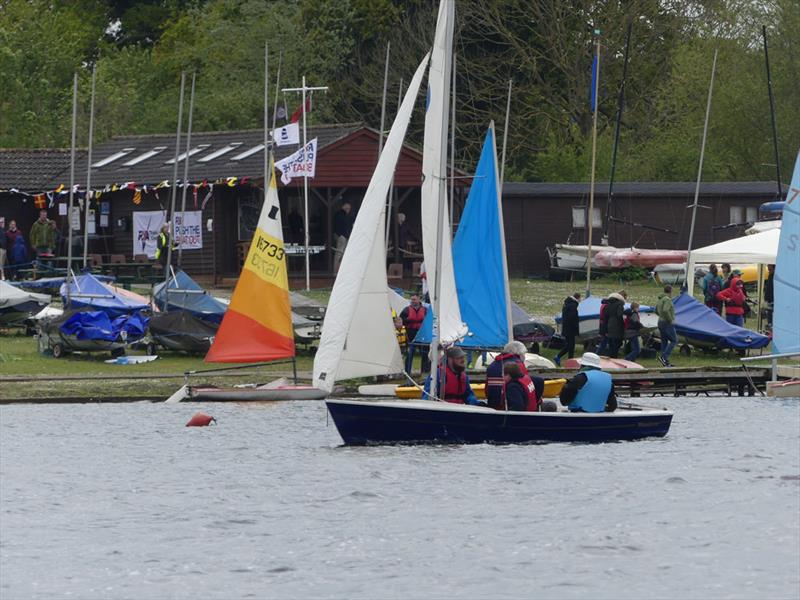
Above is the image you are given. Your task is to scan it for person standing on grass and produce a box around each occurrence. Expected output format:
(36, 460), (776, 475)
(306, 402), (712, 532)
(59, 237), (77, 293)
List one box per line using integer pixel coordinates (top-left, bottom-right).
(332, 201), (353, 273)
(716, 279), (747, 327)
(655, 285), (677, 367)
(701, 264), (724, 314)
(624, 302), (644, 362)
(720, 263), (733, 289)
(554, 292), (580, 366)
(603, 291), (627, 358)
(400, 295), (427, 374)
(29, 210), (55, 259)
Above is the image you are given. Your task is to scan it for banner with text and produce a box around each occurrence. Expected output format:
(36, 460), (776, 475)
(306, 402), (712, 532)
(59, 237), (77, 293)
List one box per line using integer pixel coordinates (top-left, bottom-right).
(133, 210), (203, 258)
(275, 138), (317, 184)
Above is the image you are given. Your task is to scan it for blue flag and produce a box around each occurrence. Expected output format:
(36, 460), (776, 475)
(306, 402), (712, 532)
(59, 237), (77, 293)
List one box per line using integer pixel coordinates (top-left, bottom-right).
(590, 54), (598, 112)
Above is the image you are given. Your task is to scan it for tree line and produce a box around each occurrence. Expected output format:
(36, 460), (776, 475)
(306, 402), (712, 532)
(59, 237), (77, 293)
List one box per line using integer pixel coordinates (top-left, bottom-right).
(0, 0), (797, 186)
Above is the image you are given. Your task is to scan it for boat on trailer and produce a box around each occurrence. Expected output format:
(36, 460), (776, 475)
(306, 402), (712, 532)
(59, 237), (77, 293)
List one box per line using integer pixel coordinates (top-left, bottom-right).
(326, 398), (672, 445)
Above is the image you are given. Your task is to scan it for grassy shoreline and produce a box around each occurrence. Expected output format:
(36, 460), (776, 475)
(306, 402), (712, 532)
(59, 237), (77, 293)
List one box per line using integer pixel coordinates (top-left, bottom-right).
(1, 277), (772, 400)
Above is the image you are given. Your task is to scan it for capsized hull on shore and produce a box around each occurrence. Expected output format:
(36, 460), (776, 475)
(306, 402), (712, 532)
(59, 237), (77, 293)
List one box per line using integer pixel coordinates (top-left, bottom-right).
(326, 399), (673, 445)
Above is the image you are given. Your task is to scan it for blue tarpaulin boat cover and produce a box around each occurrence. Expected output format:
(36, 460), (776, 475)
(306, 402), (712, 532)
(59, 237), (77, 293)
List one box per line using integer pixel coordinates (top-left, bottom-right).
(61, 273), (149, 318)
(153, 270), (227, 324)
(415, 126), (510, 348)
(14, 274), (114, 296)
(555, 295), (654, 325)
(60, 310), (149, 342)
(673, 293), (770, 350)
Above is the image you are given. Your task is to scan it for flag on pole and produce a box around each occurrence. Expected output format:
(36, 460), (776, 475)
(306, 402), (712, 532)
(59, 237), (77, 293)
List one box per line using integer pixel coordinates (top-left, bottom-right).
(275, 138), (317, 184)
(590, 54), (598, 112)
(272, 122), (300, 146)
(290, 95), (311, 123)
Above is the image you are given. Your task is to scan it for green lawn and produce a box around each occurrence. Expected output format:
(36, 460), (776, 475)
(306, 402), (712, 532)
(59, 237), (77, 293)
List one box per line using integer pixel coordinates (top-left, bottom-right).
(0, 276), (771, 400)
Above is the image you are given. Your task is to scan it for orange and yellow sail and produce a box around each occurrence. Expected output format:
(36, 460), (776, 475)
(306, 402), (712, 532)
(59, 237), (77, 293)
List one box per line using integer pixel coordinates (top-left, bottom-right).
(205, 160), (295, 362)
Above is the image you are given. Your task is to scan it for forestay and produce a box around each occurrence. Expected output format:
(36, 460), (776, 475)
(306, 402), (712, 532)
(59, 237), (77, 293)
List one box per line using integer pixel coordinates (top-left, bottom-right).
(420, 0), (465, 345)
(312, 53), (431, 393)
(773, 150), (800, 355)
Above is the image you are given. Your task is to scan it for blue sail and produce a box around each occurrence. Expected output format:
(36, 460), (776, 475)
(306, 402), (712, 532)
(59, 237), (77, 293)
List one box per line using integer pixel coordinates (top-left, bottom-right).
(414, 125), (510, 348)
(773, 150), (800, 354)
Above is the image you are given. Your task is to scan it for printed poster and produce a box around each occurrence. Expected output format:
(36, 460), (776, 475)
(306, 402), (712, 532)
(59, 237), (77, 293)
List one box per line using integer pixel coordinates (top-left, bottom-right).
(133, 210), (203, 259)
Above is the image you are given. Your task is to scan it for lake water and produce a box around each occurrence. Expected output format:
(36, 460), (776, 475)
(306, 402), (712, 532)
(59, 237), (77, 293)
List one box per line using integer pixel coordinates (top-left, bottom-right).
(1, 397), (798, 600)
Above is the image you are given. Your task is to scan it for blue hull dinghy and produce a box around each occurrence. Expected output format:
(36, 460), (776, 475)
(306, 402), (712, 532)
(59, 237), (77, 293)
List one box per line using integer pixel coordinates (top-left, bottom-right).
(325, 399), (673, 445)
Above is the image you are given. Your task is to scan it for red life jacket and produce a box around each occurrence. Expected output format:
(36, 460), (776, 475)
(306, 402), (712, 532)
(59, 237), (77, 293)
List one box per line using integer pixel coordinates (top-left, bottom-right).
(485, 354), (527, 410)
(441, 364), (468, 403)
(500, 373), (540, 411)
(404, 305), (426, 330)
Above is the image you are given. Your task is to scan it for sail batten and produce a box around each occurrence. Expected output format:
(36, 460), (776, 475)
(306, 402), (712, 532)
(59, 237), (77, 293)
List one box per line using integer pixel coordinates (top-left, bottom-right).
(312, 53), (431, 392)
(772, 150), (800, 355)
(205, 158), (294, 363)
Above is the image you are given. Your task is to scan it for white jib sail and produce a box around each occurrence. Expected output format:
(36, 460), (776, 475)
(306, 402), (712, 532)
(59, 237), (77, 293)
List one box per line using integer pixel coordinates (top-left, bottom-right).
(312, 53), (431, 393)
(421, 0), (466, 345)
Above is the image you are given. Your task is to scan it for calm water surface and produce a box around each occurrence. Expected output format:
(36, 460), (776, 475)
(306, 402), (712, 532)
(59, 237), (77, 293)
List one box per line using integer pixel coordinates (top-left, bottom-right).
(1, 397), (798, 600)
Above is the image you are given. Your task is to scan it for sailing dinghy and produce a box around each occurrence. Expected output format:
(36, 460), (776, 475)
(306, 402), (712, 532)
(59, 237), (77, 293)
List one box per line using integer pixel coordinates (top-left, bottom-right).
(324, 0), (672, 444)
(174, 159), (326, 402)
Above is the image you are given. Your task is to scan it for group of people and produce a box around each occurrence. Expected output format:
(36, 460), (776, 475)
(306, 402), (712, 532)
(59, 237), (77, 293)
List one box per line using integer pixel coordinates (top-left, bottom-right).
(423, 341), (616, 414)
(554, 289), (646, 366)
(0, 210), (60, 279)
(700, 262), (763, 327)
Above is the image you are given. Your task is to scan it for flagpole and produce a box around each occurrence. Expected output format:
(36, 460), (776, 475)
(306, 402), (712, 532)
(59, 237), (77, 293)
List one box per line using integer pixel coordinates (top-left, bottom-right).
(66, 72), (78, 294)
(500, 79), (512, 187)
(585, 34), (600, 297)
(282, 78), (328, 291)
(378, 41), (390, 157)
(82, 64), (96, 269)
(178, 71), (196, 268)
(165, 71), (186, 292)
(684, 49), (718, 293)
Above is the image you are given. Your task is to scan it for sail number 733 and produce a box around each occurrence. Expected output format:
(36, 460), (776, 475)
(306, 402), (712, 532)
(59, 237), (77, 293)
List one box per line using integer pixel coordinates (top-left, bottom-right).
(250, 235), (286, 280)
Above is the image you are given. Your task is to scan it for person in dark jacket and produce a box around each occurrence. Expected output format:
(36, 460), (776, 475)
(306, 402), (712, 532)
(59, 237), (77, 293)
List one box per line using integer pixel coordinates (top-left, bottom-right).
(624, 302), (644, 362)
(720, 263), (733, 289)
(9, 234), (28, 279)
(332, 201), (353, 273)
(0, 221), (6, 279)
(603, 291), (627, 358)
(555, 293), (581, 366)
(764, 263), (775, 327)
(559, 352), (617, 412)
(486, 340), (528, 408)
(502, 362), (535, 412)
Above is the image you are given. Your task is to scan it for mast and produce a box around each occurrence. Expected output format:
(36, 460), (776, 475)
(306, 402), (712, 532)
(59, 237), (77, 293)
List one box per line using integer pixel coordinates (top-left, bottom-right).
(82, 64), (96, 268)
(762, 25), (782, 197)
(500, 79), (512, 187)
(449, 53), (456, 235)
(378, 42), (390, 157)
(684, 50), (718, 290)
(429, 0), (455, 401)
(585, 33), (600, 296)
(178, 71), (196, 268)
(602, 22), (632, 247)
(164, 71), (186, 292)
(385, 77), (403, 253)
(66, 72), (78, 293)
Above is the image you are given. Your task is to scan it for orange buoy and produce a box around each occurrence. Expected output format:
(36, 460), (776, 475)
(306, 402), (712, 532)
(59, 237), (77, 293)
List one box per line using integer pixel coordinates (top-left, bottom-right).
(186, 412), (216, 427)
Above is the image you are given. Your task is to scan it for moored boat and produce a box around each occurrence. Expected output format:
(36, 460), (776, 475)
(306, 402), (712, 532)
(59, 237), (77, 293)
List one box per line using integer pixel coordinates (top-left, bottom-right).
(326, 398), (673, 445)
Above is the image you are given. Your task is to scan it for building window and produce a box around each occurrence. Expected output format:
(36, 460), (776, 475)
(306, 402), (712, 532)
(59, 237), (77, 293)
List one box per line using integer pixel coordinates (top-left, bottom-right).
(572, 206), (602, 229)
(729, 206), (744, 224)
(746, 206), (758, 223)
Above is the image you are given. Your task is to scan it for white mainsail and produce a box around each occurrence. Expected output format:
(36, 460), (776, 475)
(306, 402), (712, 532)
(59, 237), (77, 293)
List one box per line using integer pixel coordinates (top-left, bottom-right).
(312, 53), (431, 393)
(421, 0), (466, 345)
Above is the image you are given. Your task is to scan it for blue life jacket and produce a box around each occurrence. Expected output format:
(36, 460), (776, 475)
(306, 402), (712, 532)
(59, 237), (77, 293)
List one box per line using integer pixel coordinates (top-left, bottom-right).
(569, 370), (612, 413)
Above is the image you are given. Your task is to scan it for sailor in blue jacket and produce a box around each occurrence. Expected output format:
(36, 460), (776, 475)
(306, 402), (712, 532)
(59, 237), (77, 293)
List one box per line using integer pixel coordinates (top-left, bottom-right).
(558, 352), (617, 413)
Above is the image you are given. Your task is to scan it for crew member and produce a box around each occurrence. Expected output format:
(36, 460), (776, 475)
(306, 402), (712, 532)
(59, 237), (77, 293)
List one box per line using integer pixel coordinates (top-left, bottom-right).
(423, 346), (482, 405)
(501, 362), (540, 412)
(559, 352), (617, 413)
(485, 340), (528, 409)
(154, 223), (177, 269)
(400, 295), (427, 374)
(392, 309), (407, 351)
(716, 278), (747, 327)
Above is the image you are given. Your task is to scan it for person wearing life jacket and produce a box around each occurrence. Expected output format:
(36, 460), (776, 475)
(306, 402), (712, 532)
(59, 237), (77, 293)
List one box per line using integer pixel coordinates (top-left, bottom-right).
(392, 309), (407, 351)
(400, 295), (428, 374)
(154, 223), (177, 269)
(559, 352), (617, 413)
(485, 340), (528, 409)
(716, 278), (747, 327)
(501, 361), (540, 412)
(423, 346), (482, 405)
